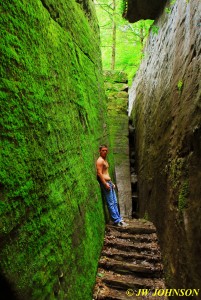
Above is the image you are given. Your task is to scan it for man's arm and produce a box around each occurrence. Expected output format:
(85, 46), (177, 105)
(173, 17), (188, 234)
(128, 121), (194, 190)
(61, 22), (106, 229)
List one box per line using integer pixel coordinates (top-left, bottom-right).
(96, 159), (110, 190)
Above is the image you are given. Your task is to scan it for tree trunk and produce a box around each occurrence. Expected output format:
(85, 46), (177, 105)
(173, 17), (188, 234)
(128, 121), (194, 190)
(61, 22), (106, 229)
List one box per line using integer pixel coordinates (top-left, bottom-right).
(111, 0), (116, 70)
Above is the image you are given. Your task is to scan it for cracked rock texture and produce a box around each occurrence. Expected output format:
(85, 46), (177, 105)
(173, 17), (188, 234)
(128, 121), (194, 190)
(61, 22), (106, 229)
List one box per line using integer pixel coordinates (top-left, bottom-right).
(129, 0), (201, 292)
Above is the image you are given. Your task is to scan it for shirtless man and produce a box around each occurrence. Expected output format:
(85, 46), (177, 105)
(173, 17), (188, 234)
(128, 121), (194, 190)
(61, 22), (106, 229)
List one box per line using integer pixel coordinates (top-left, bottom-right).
(96, 145), (128, 227)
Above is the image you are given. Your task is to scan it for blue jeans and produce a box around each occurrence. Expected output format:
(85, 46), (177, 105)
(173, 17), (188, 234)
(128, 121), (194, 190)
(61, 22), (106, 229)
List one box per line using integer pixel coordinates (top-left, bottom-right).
(101, 181), (122, 224)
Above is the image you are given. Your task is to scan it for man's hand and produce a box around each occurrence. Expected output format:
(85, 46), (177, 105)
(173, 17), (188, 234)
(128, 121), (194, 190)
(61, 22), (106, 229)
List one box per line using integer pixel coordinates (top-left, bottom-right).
(105, 182), (111, 190)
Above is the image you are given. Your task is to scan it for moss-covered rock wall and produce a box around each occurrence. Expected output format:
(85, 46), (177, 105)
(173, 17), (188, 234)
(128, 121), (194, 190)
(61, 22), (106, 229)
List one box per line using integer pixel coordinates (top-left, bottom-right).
(129, 0), (201, 293)
(104, 71), (132, 219)
(0, 0), (107, 299)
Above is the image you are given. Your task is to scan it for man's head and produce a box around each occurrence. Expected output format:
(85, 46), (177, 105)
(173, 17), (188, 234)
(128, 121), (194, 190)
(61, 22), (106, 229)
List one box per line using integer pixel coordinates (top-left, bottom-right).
(99, 144), (108, 159)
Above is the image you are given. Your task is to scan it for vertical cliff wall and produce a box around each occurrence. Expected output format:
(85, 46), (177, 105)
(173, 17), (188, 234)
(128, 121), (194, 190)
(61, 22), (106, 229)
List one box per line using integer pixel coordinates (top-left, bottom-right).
(0, 1), (107, 299)
(104, 71), (132, 218)
(129, 0), (201, 292)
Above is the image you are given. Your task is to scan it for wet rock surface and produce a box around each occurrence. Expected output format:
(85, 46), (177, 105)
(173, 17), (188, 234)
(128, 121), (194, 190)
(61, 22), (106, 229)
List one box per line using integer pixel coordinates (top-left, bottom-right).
(93, 219), (167, 300)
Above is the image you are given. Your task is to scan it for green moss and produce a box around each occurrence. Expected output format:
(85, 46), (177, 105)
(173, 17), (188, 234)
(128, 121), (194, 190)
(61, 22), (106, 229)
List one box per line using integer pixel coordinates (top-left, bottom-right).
(120, 0), (128, 15)
(103, 70), (128, 84)
(177, 79), (183, 93)
(151, 25), (160, 35)
(166, 157), (188, 191)
(178, 181), (189, 211)
(165, 0), (176, 14)
(0, 0), (107, 299)
(143, 211), (149, 221)
(166, 156), (190, 213)
(104, 71), (128, 155)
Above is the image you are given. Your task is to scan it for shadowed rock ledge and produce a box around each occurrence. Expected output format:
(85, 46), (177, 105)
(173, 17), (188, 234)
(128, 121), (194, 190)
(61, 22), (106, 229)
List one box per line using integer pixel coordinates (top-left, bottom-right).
(123, 0), (167, 23)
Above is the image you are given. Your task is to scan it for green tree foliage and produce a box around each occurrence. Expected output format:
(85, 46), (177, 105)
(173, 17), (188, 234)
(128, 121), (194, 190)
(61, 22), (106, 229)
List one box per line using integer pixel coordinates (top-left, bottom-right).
(94, 0), (154, 84)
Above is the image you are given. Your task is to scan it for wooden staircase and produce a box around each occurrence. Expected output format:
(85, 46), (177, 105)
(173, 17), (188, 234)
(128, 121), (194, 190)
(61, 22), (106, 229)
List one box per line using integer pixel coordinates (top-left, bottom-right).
(93, 219), (167, 300)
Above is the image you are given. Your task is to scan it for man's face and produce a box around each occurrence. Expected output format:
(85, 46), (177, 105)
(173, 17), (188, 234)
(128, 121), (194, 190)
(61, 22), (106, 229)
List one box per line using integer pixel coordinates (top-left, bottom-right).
(99, 147), (108, 159)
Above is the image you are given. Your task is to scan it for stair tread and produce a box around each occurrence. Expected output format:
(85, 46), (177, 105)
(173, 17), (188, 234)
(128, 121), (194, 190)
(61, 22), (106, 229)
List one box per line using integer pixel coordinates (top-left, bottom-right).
(104, 238), (159, 253)
(99, 257), (163, 276)
(107, 224), (156, 234)
(96, 268), (166, 289)
(93, 218), (167, 299)
(110, 232), (158, 243)
(101, 248), (161, 263)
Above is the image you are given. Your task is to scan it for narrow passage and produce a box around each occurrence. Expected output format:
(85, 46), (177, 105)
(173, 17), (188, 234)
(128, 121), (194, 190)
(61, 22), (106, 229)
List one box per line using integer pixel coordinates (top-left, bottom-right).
(93, 219), (167, 300)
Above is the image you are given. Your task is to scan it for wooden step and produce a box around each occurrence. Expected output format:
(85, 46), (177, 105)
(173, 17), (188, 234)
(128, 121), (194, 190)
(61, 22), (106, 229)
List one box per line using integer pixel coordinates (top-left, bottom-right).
(93, 219), (167, 300)
(99, 257), (163, 278)
(110, 232), (158, 243)
(101, 248), (161, 264)
(104, 238), (160, 254)
(96, 268), (166, 290)
(107, 223), (156, 235)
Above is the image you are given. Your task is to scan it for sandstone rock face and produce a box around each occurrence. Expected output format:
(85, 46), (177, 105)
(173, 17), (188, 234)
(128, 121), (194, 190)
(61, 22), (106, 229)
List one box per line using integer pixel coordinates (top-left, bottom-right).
(104, 71), (132, 219)
(123, 0), (167, 23)
(129, 0), (201, 290)
(0, 1), (107, 299)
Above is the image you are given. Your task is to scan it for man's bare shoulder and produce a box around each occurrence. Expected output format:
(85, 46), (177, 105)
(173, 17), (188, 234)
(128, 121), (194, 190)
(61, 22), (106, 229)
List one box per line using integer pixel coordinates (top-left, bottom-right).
(96, 156), (104, 165)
